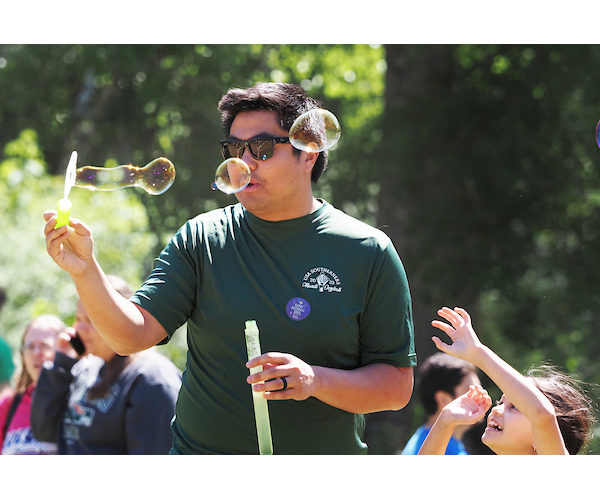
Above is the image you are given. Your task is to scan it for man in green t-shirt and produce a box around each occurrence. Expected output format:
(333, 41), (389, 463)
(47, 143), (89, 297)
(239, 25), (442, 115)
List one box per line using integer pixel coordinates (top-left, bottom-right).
(43, 82), (416, 454)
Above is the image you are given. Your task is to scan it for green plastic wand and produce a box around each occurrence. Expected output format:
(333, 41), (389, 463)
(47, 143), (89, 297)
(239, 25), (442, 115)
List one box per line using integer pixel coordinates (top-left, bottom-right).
(244, 320), (273, 455)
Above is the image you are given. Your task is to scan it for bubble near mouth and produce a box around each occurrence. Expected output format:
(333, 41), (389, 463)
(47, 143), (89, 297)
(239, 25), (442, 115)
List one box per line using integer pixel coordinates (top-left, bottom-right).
(213, 158), (251, 194)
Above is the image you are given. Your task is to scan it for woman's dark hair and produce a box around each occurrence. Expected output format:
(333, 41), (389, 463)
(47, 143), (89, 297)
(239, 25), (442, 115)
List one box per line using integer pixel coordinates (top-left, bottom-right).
(218, 82), (329, 183)
(87, 275), (136, 401)
(418, 352), (478, 416)
(527, 364), (597, 455)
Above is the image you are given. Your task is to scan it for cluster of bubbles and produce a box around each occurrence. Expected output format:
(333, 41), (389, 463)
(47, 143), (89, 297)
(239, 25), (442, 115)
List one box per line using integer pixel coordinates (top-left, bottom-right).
(212, 108), (341, 194)
(63, 108), (340, 198)
(65, 115), (597, 199)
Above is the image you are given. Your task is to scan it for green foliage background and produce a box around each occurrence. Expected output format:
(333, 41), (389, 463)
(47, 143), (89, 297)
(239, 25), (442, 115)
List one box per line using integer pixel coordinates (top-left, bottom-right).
(0, 44), (598, 454)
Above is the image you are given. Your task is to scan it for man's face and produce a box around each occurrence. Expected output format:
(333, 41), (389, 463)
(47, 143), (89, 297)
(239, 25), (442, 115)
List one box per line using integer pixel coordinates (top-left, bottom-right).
(230, 110), (317, 221)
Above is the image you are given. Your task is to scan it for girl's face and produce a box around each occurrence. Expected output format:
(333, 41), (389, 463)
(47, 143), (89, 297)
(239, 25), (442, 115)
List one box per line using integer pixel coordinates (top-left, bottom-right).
(482, 394), (536, 454)
(22, 325), (57, 384)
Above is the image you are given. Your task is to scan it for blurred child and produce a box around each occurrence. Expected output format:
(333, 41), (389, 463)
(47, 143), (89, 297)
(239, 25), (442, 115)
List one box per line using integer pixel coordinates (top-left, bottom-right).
(401, 352), (480, 454)
(418, 307), (595, 455)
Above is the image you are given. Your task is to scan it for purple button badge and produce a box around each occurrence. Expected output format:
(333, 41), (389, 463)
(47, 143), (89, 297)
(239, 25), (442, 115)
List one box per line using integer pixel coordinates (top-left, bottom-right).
(286, 297), (311, 321)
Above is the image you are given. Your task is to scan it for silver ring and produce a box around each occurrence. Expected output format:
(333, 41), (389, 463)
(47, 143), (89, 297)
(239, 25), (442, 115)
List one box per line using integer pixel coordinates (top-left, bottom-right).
(281, 377), (287, 391)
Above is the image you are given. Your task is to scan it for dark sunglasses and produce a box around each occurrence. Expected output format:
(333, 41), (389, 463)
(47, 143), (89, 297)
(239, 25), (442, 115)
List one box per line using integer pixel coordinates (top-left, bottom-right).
(220, 136), (291, 161)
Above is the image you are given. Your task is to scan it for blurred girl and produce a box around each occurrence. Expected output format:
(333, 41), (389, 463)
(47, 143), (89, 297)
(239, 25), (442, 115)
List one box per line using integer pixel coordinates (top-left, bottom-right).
(0, 315), (65, 454)
(418, 307), (595, 455)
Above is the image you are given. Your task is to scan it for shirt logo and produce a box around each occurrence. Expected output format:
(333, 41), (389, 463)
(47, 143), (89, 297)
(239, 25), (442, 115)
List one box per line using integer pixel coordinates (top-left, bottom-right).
(302, 267), (343, 293)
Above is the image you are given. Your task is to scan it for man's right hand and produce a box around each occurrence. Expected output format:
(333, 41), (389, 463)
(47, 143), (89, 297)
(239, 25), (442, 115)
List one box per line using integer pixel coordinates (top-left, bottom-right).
(44, 210), (95, 276)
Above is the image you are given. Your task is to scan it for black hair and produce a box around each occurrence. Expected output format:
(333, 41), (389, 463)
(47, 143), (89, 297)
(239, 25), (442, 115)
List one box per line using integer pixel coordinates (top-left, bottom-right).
(418, 352), (478, 416)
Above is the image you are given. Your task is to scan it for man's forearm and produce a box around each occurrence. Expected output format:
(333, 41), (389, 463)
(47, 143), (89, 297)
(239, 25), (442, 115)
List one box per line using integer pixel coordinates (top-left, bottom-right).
(312, 364), (413, 414)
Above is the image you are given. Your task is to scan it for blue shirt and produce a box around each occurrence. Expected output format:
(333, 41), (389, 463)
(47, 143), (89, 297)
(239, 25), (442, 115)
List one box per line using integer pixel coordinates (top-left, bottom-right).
(401, 424), (468, 455)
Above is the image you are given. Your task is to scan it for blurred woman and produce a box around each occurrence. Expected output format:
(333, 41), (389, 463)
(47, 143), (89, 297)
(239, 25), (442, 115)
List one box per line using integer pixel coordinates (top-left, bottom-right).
(31, 275), (182, 454)
(0, 314), (65, 454)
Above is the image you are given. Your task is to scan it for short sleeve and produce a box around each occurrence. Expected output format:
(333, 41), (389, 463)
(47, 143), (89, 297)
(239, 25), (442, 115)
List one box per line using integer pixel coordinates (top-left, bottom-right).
(359, 239), (416, 368)
(130, 221), (200, 342)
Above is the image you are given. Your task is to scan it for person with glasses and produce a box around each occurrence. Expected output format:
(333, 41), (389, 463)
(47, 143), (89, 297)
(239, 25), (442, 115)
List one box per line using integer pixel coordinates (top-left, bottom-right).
(0, 315), (65, 454)
(43, 82), (416, 454)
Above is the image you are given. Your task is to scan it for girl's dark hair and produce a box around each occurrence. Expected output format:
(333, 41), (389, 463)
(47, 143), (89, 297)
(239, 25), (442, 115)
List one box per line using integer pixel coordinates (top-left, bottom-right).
(527, 364), (597, 455)
(218, 82), (329, 183)
(87, 275), (135, 401)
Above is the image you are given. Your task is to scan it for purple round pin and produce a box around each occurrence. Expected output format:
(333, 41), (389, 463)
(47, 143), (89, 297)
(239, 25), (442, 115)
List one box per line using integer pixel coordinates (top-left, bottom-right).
(286, 297), (311, 321)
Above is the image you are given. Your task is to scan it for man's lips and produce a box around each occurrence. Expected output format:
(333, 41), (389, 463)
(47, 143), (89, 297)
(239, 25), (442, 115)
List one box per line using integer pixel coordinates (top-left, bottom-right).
(243, 180), (260, 191)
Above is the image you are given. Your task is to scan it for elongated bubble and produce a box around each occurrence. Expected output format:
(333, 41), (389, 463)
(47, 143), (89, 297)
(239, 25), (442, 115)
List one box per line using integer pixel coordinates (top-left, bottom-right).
(75, 158), (175, 195)
(289, 109), (341, 153)
(596, 120), (600, 148)
(213, 158), (251, 194)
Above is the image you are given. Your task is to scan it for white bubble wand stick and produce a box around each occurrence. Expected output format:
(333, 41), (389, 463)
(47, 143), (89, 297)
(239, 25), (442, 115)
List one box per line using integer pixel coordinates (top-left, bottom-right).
(244, 320), (273, 455)
(55, 151), (77, 228)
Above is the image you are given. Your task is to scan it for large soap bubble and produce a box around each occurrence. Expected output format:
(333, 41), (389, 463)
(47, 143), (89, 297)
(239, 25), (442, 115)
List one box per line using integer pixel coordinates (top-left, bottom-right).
(289, 108), (341, 153)
(212, 158), (252, 194)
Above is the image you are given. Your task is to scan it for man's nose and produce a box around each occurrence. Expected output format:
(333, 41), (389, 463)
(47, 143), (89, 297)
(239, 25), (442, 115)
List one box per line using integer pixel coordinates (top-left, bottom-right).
(241, 149), (258, 169)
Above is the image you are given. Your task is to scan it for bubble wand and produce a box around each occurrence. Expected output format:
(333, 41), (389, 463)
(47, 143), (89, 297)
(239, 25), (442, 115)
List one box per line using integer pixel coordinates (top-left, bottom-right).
(244, 320), (273, 455)
(54, 154), (176, 228)
(55, 151), (78, 228)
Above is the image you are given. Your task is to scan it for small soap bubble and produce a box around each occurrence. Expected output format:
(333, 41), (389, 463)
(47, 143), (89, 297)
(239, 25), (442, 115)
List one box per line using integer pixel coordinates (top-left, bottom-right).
(596, 120), (600, 148)
(213, 158), (251, 194)
(74, 158), (175, 195)
(289, 109), (341, 153)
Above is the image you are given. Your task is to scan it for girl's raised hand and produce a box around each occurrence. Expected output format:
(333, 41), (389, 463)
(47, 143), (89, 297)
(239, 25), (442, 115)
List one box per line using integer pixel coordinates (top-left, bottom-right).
(441, 384), (492, 426)
(431, 307), (484, 363)
(418, 384), (492, 455)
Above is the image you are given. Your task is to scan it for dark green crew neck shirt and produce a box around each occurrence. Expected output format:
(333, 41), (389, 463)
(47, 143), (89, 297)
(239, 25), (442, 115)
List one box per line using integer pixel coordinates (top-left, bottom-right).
(131, 201), (416, 454)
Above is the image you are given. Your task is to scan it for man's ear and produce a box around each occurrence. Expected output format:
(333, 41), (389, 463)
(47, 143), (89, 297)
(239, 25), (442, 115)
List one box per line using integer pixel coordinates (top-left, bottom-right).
(434, 390), (455, 411)
(303, 151), (319, 174)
